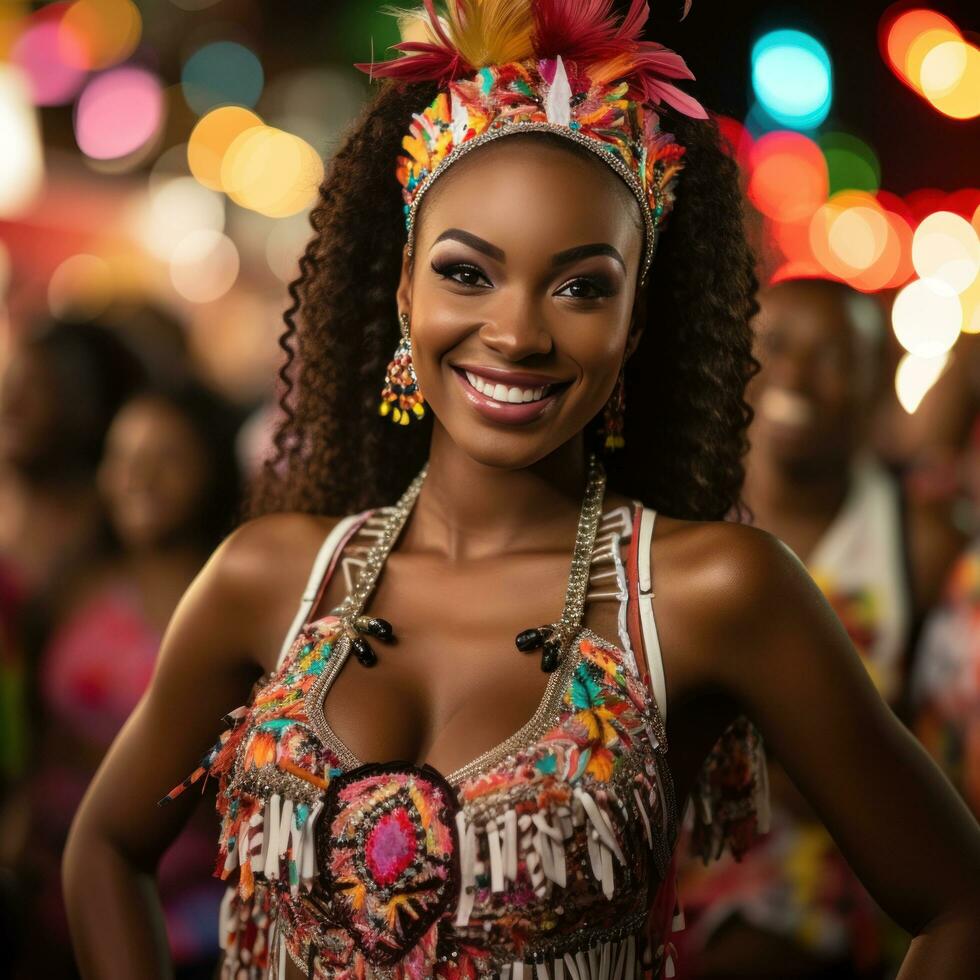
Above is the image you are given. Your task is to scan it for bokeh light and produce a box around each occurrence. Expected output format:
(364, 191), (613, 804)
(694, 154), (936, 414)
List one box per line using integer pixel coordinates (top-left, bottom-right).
(959, 274), (980, 335)
(819, 132), (880, 195)
(47, 253), (113, 319)
(133, 175), (226, 261)
(751, 30), (832, 129)
(808, 191), (903, 289)
(74, 66), (165, 160)
(181, 41), (264, 116)
(748, 131), (827, 222)
(882, 9), (959, 87)
(188, 105), (263, 191)
(0, 65), (44, 217)
(880, 8), (978, 119)
(912, 211), (980, 295)
(60, 0), (142, 71)
(169, 229), (240, 303)
(892, 277), (962, 357)
(895, 351), (949, 414)
(10, 4), (88, 106)
(921, 41), (980, 119)
(221, 125), (323, 217)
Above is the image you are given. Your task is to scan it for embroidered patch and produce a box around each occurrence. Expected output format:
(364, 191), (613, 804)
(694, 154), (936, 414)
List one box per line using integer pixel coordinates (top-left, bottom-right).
(317, 761), (460, 965)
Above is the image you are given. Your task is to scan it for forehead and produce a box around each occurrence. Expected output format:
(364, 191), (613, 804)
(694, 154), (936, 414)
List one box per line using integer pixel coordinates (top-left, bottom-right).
(414, 135), (644, 260)
(758, 282), (858, 345)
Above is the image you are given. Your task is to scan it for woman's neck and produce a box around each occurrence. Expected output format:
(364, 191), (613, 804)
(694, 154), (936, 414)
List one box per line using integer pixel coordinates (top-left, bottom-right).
(405, 426), (590, 562)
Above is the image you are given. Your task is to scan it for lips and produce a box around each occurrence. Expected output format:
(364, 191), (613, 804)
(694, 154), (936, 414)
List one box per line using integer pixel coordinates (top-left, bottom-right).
(452, 365), (571, 425)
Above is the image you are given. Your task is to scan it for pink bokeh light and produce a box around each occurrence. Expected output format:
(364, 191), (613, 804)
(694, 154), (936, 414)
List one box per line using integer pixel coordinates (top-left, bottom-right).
(10, 5), (89, 106)
(74, 66), (164, 160)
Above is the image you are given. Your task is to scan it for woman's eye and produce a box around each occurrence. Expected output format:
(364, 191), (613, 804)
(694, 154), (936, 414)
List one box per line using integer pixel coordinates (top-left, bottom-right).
(431, 262), (491, 288)
(556, 277), (612, 300)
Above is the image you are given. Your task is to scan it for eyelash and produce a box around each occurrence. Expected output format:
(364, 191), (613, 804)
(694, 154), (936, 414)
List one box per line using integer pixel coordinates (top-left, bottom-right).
(431, 261), (613, 300)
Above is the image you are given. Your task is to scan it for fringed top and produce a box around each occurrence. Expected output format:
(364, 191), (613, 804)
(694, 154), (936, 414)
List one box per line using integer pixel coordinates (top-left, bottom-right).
(163, 503), (769, 978)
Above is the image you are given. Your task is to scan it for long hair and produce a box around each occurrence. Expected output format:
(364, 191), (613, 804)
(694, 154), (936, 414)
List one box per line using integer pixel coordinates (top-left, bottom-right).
(248, 79), (758, 521)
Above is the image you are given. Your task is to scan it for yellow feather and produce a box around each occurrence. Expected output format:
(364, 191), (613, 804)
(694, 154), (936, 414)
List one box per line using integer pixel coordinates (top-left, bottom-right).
(384, 2), (535, 69)
(444, 0), (536, 68)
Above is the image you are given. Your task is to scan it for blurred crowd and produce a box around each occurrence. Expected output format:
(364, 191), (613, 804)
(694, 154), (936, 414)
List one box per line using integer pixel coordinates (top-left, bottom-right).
(0, 282), (978, 979)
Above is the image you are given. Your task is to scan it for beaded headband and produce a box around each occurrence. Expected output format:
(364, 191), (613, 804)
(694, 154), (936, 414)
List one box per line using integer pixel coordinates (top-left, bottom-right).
(355, 0), (707, 286)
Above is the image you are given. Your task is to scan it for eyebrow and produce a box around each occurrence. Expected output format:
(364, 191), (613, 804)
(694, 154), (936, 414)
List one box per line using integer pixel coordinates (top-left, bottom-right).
(432, 228), (625, 272)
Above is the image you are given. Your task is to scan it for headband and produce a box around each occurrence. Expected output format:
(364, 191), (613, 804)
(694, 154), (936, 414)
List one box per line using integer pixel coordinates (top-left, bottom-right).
(355, 1), (706, 286)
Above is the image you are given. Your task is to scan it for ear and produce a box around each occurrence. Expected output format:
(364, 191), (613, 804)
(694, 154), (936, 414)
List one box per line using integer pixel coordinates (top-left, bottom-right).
(396, 242), (413, 319)
(625, 281), (647, 361)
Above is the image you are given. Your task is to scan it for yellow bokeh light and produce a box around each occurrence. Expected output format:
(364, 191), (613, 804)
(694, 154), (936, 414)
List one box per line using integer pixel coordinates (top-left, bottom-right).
(912, 210), (980, 295)
(920, 39), (968, 96)
(188, 106), (263, 191)
(924, 43), (980, 119)
(960, 274), (980, 335)
(221, 125), (323, 217)
(895, 351), (949, 414)
(892, 278), (962, 358)
(60, 0), (142, 72)
(904, 27), (961, 89)
(828, 206), (888, 272)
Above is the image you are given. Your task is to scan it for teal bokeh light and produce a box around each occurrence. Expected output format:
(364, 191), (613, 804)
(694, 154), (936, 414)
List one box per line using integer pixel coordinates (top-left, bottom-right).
(751, 30), (833, 129)
(182, 42), (264, 116)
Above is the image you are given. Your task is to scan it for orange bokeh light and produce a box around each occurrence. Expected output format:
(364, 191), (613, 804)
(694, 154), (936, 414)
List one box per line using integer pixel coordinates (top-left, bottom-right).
(883, 8), (959, 89)
(748, 131), (827, 224)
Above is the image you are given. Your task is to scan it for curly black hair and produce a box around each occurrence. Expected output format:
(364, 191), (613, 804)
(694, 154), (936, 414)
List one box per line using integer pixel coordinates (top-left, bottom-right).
(247, 79), (759, 522)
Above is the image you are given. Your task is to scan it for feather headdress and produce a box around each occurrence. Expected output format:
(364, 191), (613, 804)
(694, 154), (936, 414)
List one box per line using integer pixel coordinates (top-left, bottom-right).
(355, 1), (705, 284)
(356, 1), (704, 118)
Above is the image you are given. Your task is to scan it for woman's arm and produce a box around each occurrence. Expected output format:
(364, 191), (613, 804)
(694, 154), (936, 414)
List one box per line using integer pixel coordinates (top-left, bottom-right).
(62, 514), (320, 979)
(689, 524), (980, 978)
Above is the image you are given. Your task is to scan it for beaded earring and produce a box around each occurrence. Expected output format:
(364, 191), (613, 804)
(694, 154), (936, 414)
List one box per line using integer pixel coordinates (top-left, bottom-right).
(379, 312), (425, 425)
(601, 369), (626, 452)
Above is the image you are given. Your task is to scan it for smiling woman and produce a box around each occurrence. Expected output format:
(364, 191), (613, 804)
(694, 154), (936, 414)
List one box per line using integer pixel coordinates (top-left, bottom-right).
(62, 3), (980, 980)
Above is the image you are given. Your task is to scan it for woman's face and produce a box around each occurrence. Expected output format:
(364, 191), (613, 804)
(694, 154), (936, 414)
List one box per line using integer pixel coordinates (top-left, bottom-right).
(397, 136), (645, 469)
(97, 396), (210, 551)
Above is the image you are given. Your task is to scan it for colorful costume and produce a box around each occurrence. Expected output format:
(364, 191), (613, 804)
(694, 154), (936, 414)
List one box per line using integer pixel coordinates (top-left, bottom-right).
(912, 537), (980, 818)
(166, 493), (768, 978)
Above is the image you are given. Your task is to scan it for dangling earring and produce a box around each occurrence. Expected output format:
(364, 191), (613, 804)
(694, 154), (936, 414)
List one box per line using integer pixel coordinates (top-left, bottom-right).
(379, 312), (425, 425)
(601, 369), (626, 451)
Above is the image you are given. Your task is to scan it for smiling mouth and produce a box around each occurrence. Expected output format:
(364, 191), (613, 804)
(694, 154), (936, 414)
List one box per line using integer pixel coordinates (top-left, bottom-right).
(462, 370), (558, 404)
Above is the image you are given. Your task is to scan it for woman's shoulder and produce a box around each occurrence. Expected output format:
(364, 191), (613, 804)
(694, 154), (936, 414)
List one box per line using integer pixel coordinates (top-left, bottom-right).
(651, 514), (811, 647)
(216, 511), (350, 590)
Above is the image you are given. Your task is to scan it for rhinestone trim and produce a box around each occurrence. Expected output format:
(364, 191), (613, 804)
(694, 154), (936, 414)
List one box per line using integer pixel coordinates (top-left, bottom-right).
(404, 121), (660, 286)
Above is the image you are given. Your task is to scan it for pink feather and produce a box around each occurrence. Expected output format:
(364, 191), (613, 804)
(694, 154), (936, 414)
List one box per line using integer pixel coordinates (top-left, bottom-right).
(355, 0), (706, 119)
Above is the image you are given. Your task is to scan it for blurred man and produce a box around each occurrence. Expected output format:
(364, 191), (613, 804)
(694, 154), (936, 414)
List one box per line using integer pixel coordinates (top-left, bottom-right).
(675, 277), (965, 979)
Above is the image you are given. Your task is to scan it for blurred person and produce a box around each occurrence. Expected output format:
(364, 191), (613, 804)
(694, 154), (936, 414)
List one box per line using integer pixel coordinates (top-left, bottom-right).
(6, 378), (244, 979)
(0, 318), (145, 803)
(674, 277), (966, 979)
(0, 317), (144, 605)
(912, 533), (980, 820)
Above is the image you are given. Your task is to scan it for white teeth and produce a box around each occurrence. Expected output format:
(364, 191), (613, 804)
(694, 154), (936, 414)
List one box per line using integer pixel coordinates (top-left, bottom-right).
(463, 371), (552, 404)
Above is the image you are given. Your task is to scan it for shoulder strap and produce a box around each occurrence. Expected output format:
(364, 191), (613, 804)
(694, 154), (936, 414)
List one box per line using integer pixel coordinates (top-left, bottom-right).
(636, 506), (668, 724)
(274, 511), (369, 670)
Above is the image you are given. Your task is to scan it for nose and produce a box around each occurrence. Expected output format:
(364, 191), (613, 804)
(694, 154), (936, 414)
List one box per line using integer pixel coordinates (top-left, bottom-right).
(477, 301), (554, 362)
(766, 349), (813, 395)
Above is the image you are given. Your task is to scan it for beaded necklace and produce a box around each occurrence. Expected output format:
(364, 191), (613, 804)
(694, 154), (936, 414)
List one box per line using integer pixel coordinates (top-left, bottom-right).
(330, 454), (607, 673)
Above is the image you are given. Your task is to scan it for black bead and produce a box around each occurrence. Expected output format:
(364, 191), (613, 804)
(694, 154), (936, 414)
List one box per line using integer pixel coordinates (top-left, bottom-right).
(352, 636), (377, 666)
(515, 627), (544, 652)
(364, 617), (394, 641)
(541, 639), (561, 673)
